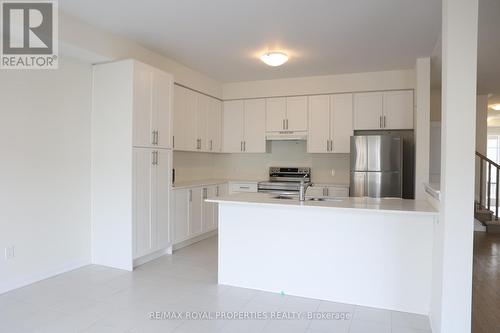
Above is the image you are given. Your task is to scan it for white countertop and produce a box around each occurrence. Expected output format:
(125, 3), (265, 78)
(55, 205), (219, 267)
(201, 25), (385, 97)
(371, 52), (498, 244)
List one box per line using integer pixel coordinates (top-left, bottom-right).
(207, 192), (438, 216)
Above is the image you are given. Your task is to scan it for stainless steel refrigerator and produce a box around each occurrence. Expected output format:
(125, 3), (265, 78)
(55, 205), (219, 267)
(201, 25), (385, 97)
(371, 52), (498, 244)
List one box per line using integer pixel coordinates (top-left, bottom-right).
(350, 134), (403, 198)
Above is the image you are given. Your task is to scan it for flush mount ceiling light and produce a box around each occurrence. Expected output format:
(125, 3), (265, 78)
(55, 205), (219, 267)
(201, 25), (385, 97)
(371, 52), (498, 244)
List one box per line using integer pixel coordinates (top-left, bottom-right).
(490, 104), (500, 111)
(260, 52), (289, 67)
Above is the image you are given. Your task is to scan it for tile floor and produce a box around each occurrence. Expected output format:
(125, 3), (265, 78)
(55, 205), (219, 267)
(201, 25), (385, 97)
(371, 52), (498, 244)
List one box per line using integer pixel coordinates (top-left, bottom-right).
(0, 236), (432, 333)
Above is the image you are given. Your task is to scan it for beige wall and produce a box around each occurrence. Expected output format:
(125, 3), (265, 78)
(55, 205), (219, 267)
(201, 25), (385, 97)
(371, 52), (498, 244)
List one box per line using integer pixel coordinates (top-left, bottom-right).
(59, 11), (222, 98)
(430, 89), (442, 121)
(222, 69), (415, 100)
(174, 141), (350, 184)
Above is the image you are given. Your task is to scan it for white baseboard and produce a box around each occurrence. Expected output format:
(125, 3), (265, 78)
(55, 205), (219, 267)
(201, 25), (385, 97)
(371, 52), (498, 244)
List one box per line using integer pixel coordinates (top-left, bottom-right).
(133, 246), (172, 268)
(0, 257), (91, 295)
(173, 230), (218, 251)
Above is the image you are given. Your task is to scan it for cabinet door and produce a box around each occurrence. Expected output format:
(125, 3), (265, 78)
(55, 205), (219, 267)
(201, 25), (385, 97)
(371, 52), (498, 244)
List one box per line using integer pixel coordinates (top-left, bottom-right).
(189, 187), (203, 236)
(154, 70), (172, 149)
(266, 97), (286, 131)
(133, 148), (154, 258)
(156, 149), (171, 248)
(206, 97), (221, 152)
(196, 94), (208, 151)
(307, 95), (330, 153)
(222, 100), (244, 153)
(133, 64), (154, 147)
(172, 189), (189, 243)
(173, 85), (187, 150)
(306, 186), (325, 197)
(243, 99), (266, 153)
(331, 93), (353, 153)
(383, 90), (414, 129)
(202, 186), (217, 232)
(184, 88), (198, 151)
(353, 92), (383, 130)
(286, 96), (308, 131)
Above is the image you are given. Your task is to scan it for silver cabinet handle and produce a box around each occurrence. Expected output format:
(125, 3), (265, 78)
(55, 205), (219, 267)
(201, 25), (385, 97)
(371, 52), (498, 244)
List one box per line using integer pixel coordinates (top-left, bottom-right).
(330, 139), (333, 152)
(282, 119), (285, 130)
(383, 116), (386, 128)
(155, 131), (159, 145)
(239, 186), (250, 189)
(203, 188), (207, 199)
(326, 139), (329, 152)
(152, 131), (155, 145)
(243, 141), (246, 152)
(216, 186), (219, 196)
(210, 140), (213, 151)
(152, 151), (155, 165)
(286, 119), (289, 130)
(172, 136), (175, 148)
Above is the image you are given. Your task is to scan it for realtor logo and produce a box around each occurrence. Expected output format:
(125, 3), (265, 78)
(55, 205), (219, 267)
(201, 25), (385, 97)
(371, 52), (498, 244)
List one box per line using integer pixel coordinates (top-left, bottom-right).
(1, 1), (58, 69)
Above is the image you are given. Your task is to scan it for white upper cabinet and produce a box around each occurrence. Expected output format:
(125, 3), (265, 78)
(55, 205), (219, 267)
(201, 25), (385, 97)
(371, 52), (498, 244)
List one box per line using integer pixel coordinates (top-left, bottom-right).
(243, 99), (266, 153)
(382, 90), (414, 129)
(173, 85), (198, 151)
(266, 97), (287, 131)
(353, 92), (384, 130)
(286, 96), (308, 131)
(354, 90), (413, 130)
(266, 96), (308, 132)
(173, 85), (222, 152)
(331, 93), (353, 153)
(222, 99), (266, 153)
(133, 62), (173, 149)
(222, 100), (245, 153)
(308, 94), (353, 153)
(206, 97), (222, 152)
(307, 95), (330, 153)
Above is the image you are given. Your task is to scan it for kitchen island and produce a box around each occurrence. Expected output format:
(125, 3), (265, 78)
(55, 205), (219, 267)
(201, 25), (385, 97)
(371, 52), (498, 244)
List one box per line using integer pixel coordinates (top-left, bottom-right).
(207, 193), (438, 315)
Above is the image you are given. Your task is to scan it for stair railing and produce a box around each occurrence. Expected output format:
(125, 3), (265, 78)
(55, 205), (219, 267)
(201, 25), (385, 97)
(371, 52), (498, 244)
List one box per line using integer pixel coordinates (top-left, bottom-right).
(476, 151), (500, 220)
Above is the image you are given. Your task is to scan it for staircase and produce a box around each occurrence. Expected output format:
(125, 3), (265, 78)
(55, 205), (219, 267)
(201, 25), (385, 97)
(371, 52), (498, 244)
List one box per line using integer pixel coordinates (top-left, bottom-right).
(475, 152), (500, 233)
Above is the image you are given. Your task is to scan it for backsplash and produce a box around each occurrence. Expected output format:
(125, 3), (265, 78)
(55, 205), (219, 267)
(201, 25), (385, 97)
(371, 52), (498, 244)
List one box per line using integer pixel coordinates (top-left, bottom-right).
(173, 141), (350, 184)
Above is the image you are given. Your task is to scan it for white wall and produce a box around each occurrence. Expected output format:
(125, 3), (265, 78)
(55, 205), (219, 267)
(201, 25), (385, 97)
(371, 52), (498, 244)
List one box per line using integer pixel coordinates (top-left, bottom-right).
(0, 57), (92, 294)
(415, 58), (431, 199)
(431, 0), (478, 332)
(173, 141), (350, 184)
(59, 11), (222, 98)
(222, 69), (415, 100)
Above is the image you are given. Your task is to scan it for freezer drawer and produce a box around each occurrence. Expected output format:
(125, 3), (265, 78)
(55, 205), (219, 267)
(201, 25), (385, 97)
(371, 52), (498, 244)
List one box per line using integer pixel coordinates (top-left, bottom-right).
(350, 172), (367, 197)
(367, 171), (402, 198)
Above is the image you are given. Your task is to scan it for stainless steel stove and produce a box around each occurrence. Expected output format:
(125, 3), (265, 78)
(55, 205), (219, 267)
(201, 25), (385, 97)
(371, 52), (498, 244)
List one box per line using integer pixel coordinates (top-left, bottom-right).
(257, 167), (311, 195)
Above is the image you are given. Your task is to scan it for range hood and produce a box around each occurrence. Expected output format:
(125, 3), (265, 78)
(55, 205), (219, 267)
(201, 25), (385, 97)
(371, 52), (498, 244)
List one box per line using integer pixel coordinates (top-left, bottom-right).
(266, 131), (307, 141)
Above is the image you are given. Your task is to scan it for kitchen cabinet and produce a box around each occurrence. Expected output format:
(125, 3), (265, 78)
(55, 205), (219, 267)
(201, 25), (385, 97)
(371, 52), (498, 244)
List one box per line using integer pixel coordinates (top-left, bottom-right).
(228, 181), (258, 194)
(308, 94), (353, 153)
(222, 99), (266, 153)
(189, 187), (203, 236)
(171, 182), (227, 245)
(133, 62), (173, 149)
(174, 85), (222, 152)
(206, 98), (222, 152)
(132, 148), (171, 259)
(266, 96), (308, 132)
(92, 59), (173, 271)
(353, 90), (413, 130)
(173, 85), (197, 151)
(306, 185), (349, 197)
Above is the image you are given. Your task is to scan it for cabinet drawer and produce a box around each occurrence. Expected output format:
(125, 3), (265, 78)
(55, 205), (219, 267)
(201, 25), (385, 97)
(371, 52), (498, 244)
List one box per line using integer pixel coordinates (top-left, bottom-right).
(325, 187), (349, 197)
(229, 182), (257, 193)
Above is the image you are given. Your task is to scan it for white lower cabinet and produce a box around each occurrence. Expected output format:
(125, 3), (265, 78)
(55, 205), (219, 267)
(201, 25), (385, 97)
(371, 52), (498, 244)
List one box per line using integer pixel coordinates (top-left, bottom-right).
(307, 185), (349, 198)
(228, 181), (258, 194)
(171, 182), (228, 245)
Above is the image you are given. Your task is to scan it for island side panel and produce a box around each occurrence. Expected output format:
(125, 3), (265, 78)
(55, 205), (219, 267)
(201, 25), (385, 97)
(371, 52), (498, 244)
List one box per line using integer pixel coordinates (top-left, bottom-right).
(218, 203), (434, 315)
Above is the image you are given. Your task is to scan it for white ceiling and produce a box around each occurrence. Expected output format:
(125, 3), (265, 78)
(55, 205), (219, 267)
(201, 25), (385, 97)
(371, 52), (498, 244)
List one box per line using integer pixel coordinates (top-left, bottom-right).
(60, 0), (441, 83)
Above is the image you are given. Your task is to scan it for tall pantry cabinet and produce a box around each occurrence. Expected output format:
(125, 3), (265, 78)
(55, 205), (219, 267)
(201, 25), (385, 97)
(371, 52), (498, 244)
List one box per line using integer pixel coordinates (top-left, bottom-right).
(91, 60), (173, 271)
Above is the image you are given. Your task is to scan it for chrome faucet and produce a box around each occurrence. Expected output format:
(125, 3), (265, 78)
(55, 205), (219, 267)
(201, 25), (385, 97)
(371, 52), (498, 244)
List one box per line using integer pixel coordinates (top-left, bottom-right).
(299, 177), (312, 201)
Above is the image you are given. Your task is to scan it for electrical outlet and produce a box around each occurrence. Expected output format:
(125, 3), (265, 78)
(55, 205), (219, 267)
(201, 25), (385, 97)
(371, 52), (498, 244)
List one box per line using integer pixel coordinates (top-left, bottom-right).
(5, 246), (15, 260)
